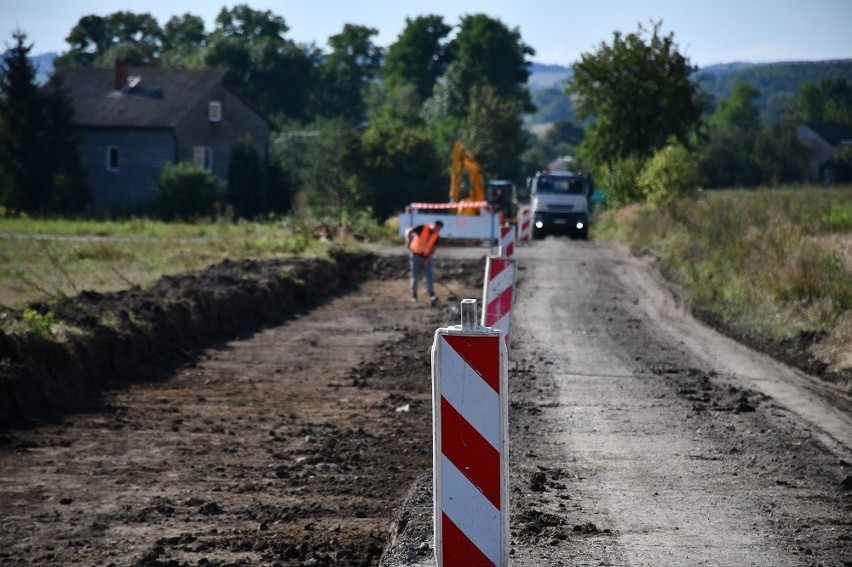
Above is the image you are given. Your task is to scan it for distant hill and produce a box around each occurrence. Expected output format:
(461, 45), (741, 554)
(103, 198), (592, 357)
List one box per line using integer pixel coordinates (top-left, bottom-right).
(2, 51), (57, 85)
(695, 61), (757, 77)
(527, 62), (573, 90)
(696, 59), (852, 104)
(525, 59), (852, 126)
(31, 52), (57, 83)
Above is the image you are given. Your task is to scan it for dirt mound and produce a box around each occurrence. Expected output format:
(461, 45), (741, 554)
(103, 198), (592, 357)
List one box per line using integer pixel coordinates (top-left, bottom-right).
(0, 250), (472, 431)
(0, 249), (485, 566)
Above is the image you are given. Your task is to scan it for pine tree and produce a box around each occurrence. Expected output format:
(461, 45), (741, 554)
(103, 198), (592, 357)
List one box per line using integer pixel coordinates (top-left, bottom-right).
(43, 76), (90, 213)
(0, 30), (89, 215)
(0, 31), (50, 213)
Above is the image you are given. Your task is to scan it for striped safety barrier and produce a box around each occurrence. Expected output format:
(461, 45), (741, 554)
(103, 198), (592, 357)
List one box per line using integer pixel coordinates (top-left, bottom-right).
(517, 205), (532, 242)
(482, 256), (517, 350)
(498, 225), (514, 257)
(432, 299), (509, 567)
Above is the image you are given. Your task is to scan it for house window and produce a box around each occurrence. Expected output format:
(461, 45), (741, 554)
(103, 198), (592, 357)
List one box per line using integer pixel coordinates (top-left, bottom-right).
(193, 146), (213, 170)
(208, 101), (222, 122)
(106, 146), (119, 171)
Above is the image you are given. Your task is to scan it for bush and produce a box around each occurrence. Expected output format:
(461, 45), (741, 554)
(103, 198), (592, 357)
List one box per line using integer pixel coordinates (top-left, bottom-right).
(638, 143), (702, 205)
(596, 188), (852, 353)
(598, 155), (645, 207)
(826, 146), (852, 183)
(154, 162), (225, 221)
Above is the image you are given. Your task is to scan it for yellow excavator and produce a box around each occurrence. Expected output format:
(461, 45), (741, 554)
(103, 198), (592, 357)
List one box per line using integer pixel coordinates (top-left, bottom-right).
(449, 140), (486, 215)
(449, 140), (516, 223)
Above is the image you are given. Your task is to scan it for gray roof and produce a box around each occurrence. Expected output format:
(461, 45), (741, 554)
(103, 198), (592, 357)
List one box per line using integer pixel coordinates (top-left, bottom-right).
(51, 67), (229, 129)
(806, 121), (852, 147)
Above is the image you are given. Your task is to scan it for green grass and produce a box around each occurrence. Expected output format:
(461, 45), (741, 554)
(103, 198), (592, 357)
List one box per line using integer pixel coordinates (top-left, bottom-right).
(0, 213), (397, 309)
(594, 185), (852, 374)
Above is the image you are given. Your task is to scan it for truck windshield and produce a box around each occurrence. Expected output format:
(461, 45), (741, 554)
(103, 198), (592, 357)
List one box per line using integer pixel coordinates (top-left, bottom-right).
(536, 175), (586, 195)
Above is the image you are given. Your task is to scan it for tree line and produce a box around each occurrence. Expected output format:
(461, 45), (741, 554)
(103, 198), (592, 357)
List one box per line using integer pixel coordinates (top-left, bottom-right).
(559, 22), (852, 206)
(1, 9), (849, 219)
(1, 6), (535, 220)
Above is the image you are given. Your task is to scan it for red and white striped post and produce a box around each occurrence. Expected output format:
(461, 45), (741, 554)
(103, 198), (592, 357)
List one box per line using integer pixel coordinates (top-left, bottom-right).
(498, 225), (515, 257)
(482, 256), (517, 350)
(517, 206), (532, 242)
(432, 299), (509, 567)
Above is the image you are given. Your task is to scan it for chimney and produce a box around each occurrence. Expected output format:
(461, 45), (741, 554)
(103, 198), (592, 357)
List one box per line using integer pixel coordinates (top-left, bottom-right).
(115, 59), (128, 90)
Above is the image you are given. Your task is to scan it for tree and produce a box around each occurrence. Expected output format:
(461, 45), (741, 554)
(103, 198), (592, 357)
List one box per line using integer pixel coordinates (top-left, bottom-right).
(597, 155), (646, 207)
(206, 6), (320, 120)
(422, 15), (535, 183)
(447, 14), (535, 115)
(420, 60), (469, 129)
(0, 31), (48, 212)
(795, 78), (852, 130)
(825, 146), (852, 183)
(321, 24), (384, 124)
(213, 4), (289, 41)
(269, 122), (318, 214)
(0, 31), (89, 215)
(364, 80), (428, 132)
(700, 81), (763, 188)
(354, 116), (445, 221)
(529, 87), (575, 124)
(56, 15), (113, 66)
(162, 13), (207, 51)
(461, 85), (527, 180)
(161, 13), (209, 69)
(540, 120), (585, 159)
(637, 142), (702, 205)
(710, 81), (761, 134)
(41, 77), (90, 213)
(754, 118), (808, 185)
(567, 21), (703, 169)
(227, 136), (265, 218)
(57, 11), (163, 67)
(383, 15), (452, 102)
(699, 129), (762, 188)
(298, 118), (362, 215)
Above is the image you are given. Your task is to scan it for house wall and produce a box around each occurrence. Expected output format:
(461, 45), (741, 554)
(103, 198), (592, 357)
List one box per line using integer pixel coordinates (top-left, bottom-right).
(174, 86), (269, 181)
(81, 128), (175, 211)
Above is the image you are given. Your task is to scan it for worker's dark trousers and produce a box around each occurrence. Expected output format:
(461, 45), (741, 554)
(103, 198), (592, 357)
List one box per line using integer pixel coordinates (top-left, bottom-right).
(409, 253), (435, 298)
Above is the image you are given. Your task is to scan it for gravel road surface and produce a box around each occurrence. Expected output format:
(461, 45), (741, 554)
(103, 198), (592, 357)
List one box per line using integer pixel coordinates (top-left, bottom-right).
(384, 238), (852, 566)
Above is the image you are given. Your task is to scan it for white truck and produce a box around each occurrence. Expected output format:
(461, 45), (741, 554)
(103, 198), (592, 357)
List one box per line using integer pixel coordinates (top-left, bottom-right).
(529, 171), (592, 240)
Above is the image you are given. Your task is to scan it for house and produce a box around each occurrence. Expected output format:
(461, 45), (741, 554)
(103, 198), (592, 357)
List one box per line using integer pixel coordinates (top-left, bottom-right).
(796, 121), (852, 184)
(50, 62), (270, 211)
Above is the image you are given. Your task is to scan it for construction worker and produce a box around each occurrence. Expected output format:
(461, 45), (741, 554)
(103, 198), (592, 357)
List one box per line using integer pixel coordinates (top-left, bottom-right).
(405, 220), (444, 305)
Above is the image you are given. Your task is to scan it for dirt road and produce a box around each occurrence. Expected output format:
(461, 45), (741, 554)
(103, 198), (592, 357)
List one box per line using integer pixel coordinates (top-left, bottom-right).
(503, 239), (851, 566)
(1, 240), (850, 566)
(384, 239), (852, 566)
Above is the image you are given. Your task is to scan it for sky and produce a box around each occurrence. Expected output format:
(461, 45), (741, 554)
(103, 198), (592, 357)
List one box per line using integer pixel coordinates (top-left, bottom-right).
(2, 0), (851, 68)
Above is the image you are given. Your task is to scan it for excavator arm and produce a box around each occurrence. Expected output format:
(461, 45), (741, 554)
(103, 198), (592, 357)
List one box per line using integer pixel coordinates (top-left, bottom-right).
(449, 140), (485, 214)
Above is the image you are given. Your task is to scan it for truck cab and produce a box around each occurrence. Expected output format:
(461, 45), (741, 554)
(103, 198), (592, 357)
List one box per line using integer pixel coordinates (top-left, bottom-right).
(530, 171), (591, 240)
(486, 179), (517, 224)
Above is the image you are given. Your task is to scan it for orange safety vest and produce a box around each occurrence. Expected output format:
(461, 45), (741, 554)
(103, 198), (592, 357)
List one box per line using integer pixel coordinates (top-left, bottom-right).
(408, 225), (440, 257)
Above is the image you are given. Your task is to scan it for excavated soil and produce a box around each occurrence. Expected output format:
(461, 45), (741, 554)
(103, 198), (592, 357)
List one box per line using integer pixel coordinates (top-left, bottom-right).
(0, 249), (485, 566)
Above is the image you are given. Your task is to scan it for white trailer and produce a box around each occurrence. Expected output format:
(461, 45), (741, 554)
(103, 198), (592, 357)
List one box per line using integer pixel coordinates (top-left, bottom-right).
(398, 202), (501, 243)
